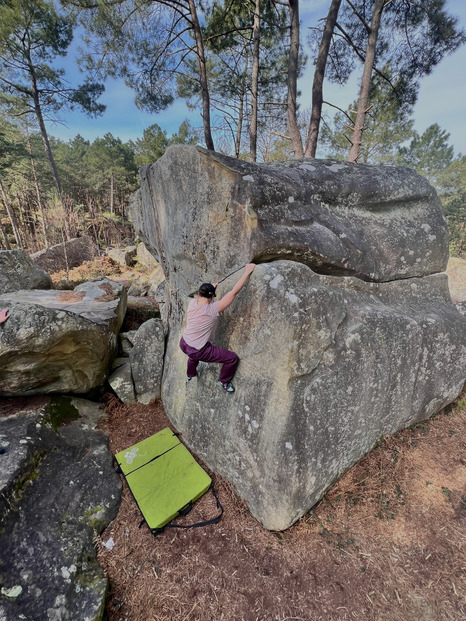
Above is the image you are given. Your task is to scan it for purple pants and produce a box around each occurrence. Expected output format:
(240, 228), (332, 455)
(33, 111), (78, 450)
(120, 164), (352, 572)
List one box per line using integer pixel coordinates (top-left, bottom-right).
(179, 337), (239, 383)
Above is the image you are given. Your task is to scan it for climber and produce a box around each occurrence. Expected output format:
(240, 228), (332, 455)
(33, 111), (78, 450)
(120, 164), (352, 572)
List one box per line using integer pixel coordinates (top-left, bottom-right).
(179, 264), (256, 392)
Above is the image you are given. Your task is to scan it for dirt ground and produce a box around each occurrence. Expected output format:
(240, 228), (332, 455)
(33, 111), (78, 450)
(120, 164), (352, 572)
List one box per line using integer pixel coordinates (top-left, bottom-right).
(96, 392), (466, 621)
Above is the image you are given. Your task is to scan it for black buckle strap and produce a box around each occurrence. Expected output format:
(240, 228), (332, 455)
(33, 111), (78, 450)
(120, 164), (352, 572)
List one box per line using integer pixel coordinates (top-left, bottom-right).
(151, 485), (224, 537)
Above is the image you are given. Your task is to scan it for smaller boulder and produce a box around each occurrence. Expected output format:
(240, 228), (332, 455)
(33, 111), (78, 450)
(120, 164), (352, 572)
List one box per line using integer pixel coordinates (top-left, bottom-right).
(0, 278), (127, 396)
(107, 246), (137, 267)
(119, 330), (137, 356)
(30, 236), (98, 273)
(108, 362), (136, 404)
(130, 318), (165, 404)
(136, 241), (160, 270)
(0, 249), (52, 294)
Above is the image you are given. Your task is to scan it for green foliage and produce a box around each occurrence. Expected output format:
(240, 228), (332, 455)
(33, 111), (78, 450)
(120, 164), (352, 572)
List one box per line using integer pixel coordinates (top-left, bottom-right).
(436, 155), (466, 258)
(317, 0), (465, 114)
(133, 120), (198, 168)
(397, 123), (454, 184)
(320, 69), (414, 163)
(0, 0), (105, 120)
(0, 118), (29, 173)
(194, 0), (298, 155)
(68, 0), (178, 114)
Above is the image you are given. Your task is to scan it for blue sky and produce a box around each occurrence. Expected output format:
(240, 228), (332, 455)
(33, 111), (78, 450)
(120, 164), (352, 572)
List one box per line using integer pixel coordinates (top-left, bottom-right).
(50, 0), (466, 156)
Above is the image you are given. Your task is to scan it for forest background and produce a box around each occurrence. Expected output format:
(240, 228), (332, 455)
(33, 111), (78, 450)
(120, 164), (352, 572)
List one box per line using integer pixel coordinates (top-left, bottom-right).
(0, 0), (465, 258)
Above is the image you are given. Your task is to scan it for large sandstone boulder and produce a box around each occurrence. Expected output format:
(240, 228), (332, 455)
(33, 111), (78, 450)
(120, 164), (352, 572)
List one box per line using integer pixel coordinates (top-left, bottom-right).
(0, 278), (127, 396)
(30, 235), (99, 273)
(130, 146), (466, 530)
(0, 249), (52, 293)
(0, 397), (121, 621)
(131, 146), (448, 293)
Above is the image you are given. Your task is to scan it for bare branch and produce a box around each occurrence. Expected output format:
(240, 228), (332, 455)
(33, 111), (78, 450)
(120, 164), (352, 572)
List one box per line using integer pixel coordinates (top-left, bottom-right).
(322, 99), (354, 125)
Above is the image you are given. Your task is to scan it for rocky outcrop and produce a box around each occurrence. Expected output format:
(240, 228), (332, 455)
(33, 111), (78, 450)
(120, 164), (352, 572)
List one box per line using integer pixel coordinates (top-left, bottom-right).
(130, 145), (466, 530)
(0, 397), (121, 621)
(164, 262), (466, 529)
(108, 319), (165, 404)
(0, 278), (127, 396)
(0, 249), (52, 293)
(31, 236), (99, 273)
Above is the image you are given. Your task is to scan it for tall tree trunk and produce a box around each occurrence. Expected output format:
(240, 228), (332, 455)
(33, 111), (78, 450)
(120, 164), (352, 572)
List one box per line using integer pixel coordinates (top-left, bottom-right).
(110, 172), (114, 213)
(286, 0), (303, 158)
(0, 179), (22, 248)
(0, 210), (11, 249)
(30, 77), (62, 196)
(249, 0), (260, 162)
(187, 0), (215, 151)
(304, 0), (343, 158)
(25, 125), (49, 248)
(348, 0), (384, 163)
(235, 51), (249, 158)
(29, 62), (71, 239)
(236, 87), (245, 158)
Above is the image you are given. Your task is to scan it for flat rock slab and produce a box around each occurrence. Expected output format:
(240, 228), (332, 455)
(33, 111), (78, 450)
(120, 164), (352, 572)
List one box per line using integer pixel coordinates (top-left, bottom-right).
(130, 318), (165, 404)
(0, 278), (127, 331)
(0, 279), (127, 396)
(0, 398), (121, 621)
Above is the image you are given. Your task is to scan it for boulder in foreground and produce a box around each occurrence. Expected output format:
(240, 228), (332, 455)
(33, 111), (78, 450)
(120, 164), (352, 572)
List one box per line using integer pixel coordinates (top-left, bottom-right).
(0, 398), (121, 621)
(0, 278), (126, 396)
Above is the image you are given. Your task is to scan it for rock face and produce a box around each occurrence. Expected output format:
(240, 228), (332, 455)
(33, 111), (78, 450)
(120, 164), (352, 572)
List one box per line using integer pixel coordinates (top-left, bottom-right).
(130, 318), (165, 404)
(0, 398), (121, 621)
(130, 145), (466, 530)
(0, 278), (127, 396)
(30, 236), (99, 273)
(0, 249), (52, 293)
(131, 146), (448, 293)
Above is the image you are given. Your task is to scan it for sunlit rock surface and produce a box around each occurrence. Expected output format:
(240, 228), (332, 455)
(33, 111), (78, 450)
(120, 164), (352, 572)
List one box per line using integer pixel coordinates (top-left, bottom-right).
(130, 146), (466, 530)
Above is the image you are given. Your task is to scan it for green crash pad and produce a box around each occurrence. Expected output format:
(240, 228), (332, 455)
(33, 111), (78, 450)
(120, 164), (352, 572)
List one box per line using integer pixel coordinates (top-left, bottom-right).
(115, 428), (213, 532)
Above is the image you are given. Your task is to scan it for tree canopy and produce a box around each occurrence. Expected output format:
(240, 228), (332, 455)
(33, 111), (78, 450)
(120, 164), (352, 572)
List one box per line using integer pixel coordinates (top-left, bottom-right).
(0, 0), (465, 257)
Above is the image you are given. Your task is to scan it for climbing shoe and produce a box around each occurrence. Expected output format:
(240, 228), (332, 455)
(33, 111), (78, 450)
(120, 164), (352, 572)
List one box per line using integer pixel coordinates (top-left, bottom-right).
(187, 376), (193, 381)
(218, 380), (235, 393)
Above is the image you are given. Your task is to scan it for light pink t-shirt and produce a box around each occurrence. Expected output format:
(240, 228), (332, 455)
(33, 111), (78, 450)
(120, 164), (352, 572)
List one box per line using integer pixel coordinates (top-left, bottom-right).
(182, 299), (220, 350)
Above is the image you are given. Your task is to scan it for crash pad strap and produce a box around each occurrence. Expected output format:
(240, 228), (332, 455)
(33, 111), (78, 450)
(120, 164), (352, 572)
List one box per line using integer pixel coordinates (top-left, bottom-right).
(149, 485), (224, 536)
